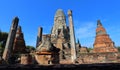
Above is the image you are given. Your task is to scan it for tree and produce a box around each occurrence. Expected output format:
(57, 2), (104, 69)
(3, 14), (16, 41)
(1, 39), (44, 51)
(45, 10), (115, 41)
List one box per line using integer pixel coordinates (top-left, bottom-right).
(0, 32), (8, 42)
(116, 46), (120, 52)
(88, 47), (93, 52)
(0, 30), (1, 37)
(26, 45), (35, 52)
(0, 31), (8, 55)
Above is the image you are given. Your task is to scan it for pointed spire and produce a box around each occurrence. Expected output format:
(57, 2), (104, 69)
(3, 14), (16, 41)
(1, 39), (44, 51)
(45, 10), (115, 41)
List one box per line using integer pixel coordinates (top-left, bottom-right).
(17, 26), (22, 33)
(97, 20), (102, 27)
(55, 9), (65, 18)
(11, 17), (19, 28)
(52, 9), (67, 37)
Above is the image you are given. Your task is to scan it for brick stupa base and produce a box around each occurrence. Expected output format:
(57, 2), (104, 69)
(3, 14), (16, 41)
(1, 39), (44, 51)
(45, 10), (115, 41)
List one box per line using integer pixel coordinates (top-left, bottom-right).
(92, 47), (118, 53)
(35, 52), (59, 65)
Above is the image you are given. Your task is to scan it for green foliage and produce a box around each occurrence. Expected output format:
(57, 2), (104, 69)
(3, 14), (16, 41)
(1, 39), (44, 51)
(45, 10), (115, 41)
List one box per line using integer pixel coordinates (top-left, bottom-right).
(0, 32), (8, 47)
(0, 30), (1, 35)
(0, 31), (8, 55)
(26, 45), (35, 51)
(0, 42), (4, 55)
(88, 47), (93, 52)
(116, 46), (120, 52)
(0, 32), (8, 42)
(0, 30), (1, 40)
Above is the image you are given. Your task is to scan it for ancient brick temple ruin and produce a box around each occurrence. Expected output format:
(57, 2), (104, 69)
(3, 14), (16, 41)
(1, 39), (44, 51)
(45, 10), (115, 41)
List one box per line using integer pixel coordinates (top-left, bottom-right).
(92, 20), (118, 53)
(35, 9), (81, 64)
(75, 20), (119, 64)
(13, 26), (26, 53)
(1, 9), (120, 65)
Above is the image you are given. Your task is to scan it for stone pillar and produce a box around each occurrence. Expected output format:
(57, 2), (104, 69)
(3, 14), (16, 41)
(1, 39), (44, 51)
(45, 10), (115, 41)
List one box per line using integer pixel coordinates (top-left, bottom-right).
(36, 27), (43, 48)
(2, 17), (19, 62)
(68, 10), (77, 63)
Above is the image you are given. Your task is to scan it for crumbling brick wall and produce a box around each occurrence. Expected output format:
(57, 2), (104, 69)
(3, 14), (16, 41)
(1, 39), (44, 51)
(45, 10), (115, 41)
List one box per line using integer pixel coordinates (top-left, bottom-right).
(76, 52), (120, 64)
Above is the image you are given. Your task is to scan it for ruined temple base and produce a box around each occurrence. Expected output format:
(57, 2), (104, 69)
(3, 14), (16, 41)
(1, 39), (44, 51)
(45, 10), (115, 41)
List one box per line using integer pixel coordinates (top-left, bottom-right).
(76, 52), (120, 64)
(35, 52), (59, 65)
(92, 47), (118, 53)
(60, 59), (73, 64)
(20, 54), (33, 65)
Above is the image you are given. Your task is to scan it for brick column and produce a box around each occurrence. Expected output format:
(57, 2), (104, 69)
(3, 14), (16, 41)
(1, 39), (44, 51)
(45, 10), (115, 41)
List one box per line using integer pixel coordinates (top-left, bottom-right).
(36, 27), (43, 48)
(2, 17), (19, 62)
(68, 10), (77, 63)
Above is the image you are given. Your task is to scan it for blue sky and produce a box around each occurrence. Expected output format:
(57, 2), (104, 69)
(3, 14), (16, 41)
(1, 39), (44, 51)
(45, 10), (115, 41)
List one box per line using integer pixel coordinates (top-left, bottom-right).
(0, 0), (120, 48)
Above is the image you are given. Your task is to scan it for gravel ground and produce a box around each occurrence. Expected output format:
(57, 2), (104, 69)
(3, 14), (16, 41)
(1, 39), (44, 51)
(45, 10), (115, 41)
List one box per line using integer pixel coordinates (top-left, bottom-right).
(0, 63), (120, 70)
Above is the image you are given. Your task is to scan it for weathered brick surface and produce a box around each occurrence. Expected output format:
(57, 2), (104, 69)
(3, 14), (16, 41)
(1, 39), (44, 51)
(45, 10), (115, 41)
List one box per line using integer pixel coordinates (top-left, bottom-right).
(80, 47), (89, 53)
(20, 54), (32, 65)
(13, 26), (26, 53)
(76, 52), (120, 64)
(35, 52), (59, 65)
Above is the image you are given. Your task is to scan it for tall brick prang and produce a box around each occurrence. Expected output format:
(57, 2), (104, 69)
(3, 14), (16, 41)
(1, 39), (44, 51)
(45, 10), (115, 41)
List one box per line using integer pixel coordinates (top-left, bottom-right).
(51, 9), (70, 60)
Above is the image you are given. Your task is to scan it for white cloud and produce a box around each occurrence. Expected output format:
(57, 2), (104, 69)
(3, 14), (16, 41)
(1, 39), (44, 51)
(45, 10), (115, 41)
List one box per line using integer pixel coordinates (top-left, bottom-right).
(74, 21), (96, 47)
(75, 21), (96, 39)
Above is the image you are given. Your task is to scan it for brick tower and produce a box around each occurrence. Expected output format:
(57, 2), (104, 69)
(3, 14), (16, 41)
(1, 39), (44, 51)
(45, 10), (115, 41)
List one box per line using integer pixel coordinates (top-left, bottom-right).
(93, 20), (118, 53)
(13, 26), (26, 53)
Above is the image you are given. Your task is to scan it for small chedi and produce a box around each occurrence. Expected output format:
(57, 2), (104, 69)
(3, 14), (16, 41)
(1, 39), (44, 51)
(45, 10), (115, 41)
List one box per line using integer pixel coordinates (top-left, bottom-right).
(92, 20), (118, 53)
(13, 26), (26, 53)
(35, 35), (60, 65)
